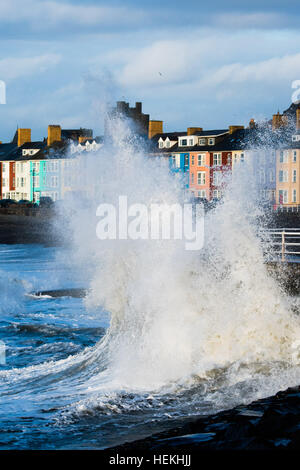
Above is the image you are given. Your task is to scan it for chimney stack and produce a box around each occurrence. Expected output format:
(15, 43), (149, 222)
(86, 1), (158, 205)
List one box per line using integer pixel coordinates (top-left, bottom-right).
(187, 127), (203, 136)
(249, 118), (256, 129)
(229, 125), (244, 134)
(148, 120), (163, 139)
(17, 128), (31, 147)
(296, 109), (300, 130)
(272, 111), (288, 130)
(47, 125), (61, 146)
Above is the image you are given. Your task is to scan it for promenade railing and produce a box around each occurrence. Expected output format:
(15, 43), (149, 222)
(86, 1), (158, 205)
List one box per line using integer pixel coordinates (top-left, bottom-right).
(261, 228), (300, 262)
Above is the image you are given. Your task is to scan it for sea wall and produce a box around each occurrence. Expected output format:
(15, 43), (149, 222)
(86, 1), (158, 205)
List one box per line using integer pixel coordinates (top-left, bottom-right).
(0, 208), (56, 245)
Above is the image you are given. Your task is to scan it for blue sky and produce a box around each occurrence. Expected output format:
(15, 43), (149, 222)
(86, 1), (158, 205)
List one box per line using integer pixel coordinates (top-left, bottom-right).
(1, 0), (300, 141)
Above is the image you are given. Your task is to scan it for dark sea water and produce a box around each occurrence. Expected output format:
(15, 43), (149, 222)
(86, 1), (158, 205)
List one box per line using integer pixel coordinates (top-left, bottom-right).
(1, 244), (300, 450)
(0, 244), (200, 449)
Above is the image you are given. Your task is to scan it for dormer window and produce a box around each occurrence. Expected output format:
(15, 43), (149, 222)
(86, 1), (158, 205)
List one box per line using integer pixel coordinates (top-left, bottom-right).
(208, 138), (215, 145)
(159, 141), (164, 148)
(199, 138), (206, 145)
(22, 149), (27, 156)
(180, 139), (187, 146)
(189, 139), (193, 146)
(166, 141), (170, 148)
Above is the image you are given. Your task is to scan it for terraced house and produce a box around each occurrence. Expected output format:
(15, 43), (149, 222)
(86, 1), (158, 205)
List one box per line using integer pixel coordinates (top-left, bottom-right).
(0, 125), (96, 203)
(150, 125), (245, 200)
(276, 135), (300, 206)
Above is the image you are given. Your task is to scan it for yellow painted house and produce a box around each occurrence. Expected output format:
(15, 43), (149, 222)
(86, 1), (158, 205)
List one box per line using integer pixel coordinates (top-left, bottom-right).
(276, 146), (300, 206)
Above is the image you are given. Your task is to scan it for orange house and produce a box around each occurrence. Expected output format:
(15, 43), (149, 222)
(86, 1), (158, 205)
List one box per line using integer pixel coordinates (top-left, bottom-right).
(189, 151), (210, 199)
(189, 151), (231, 200)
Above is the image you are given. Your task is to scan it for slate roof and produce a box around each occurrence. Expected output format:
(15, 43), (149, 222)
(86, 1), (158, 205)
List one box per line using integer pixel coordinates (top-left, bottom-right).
(0, 143), (18, 160)
(61, 128), (93, 141)
(21, 141), (46, 149)
(193, 129), (229, 136)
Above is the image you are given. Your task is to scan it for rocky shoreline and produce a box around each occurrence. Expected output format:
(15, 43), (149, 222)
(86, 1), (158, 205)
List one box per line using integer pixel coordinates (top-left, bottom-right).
(108, 385), (300, 452)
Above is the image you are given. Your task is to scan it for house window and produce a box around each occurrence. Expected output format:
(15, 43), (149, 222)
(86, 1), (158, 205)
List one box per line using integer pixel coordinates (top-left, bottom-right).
(184, 154), (189, 167)
(279, 150), (288, 163)
(293, 151), (297, 163)
(213, 153), (221, 165)
(213, 171), (222, 186)
(33, 175), (39, 187)
(189, 139), (193, 146)
(191, 173), (194, 184)
(213, 190), (221, 199)
(180, 139), (187, 146)
(197, 154), (205, 166)
(293, 170), (297, 183)
(293, 189), (297, 203)
(208, 138), (215, 145)
(198, 138), (206, 145)
(259, 169), (265, 183)
(279, 189), (288, 204)
(159, 141), (163, 148)
(197, 190), (206, 198)
(240, 153), (244, 162)
(166, 141), (170, 148)
(51, 176), (58, 188)
(2, 164), (5, 172)
(278, 170), (288, 183)
(269, 169), (275, 182)
(227, 154), (231, 165)
(191, 155), (194, 165)
(197, 171), (206, 185)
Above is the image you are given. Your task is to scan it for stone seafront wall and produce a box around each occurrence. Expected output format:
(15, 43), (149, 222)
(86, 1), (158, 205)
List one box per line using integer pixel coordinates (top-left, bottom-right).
(0, 207), (57, 245)
(1, 205), (300, 247)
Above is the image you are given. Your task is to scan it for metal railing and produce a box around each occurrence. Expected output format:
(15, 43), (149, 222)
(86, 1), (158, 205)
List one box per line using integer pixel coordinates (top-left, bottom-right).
(274, 205), (300, 213)
(262, 228), (300, 262)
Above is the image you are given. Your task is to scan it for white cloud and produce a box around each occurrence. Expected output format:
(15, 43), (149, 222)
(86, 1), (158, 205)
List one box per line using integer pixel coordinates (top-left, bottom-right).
(0, 54), (61, 81)
(118, 40), (196, 87)
(0, 0), (145, 29)
(213, 12), (290, 29)
(200, 53), (300, 88)
(115, 33), (300, 95)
